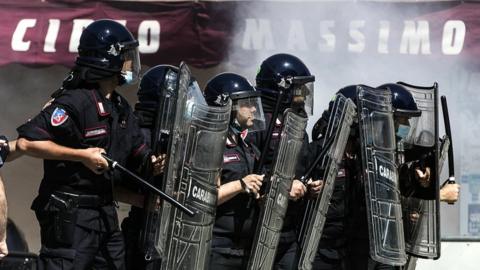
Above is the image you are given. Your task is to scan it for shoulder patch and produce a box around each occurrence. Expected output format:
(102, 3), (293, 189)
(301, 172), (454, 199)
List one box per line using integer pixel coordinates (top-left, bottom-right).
(337, 168), (346, 178)
(51, 107), (69, 127)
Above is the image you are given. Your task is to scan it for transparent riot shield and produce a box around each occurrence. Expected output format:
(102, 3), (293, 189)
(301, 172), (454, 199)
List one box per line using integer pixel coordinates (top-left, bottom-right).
(155, 63), (231, 270)
(247, 110), (308, 270)
(397, 82), (441, 259)
(357, 85), (407, 266)
(297, 94), (356, 270)
(140, 68), (178, 261)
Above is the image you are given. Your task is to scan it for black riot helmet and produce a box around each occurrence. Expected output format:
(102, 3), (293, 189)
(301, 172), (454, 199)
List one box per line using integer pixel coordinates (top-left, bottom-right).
(75, 19), (141, 85)
(378, 83), (422, 143)
(378, 83), (421, 118)
(134, 65), (178, 128)
(137, 65), (178, 109)
(255, 53), (315, 115)
(312, 84), (359, 141)
(205, 73), (266, 132)
(336, 85), (357, 104)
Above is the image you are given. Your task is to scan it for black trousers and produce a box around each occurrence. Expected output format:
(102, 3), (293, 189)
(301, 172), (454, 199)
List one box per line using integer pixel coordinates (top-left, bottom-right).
(346, 241), (397, 270)
(273, 231), (299, 270)
(312, 247), (346, 270)
(209, 250), (247, 270)
(121, 211), (162, 270)
(36, 206), (125, 270)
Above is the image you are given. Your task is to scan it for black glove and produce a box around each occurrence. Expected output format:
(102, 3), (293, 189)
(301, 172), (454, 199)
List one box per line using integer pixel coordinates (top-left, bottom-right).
(0, 135), (10, 168)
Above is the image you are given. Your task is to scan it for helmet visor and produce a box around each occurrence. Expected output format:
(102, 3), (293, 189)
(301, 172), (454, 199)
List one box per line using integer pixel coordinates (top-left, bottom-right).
(398, 116), (420, 146)
(121, 47), (141, 83)
(234, 96), (266, 132)
(293, 81), (314, 115)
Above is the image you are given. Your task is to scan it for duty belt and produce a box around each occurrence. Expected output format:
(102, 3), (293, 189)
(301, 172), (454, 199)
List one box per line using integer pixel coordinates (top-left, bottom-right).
(52, 191), (113, 208)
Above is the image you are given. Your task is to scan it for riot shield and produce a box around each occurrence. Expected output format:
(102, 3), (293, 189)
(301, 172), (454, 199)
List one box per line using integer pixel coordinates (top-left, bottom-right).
(247, 110), (308, 270)
(397, 82), (441, 259)
(140, 68), (178, 261)
(155, 63), (231, 270)
(357, 85), (407, 266)
(297, 94), (356, 270)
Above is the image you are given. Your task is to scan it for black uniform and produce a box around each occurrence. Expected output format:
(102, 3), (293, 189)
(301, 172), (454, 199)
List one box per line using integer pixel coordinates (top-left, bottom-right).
(17, 88), (149, 270)
(341, 141), (397, 270)
(210, 130), (259, 270)
(308, 138), (348, 270)
(121, 121), (162, 270)
(247, 114), (309, 270)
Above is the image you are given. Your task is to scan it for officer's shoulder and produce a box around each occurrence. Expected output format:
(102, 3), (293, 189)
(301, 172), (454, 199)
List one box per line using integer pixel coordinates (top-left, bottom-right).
(49, 88), (91, 112)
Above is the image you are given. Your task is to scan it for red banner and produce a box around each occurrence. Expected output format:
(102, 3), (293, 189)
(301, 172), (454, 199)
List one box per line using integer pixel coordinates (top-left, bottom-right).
(0, 1), (479, 69)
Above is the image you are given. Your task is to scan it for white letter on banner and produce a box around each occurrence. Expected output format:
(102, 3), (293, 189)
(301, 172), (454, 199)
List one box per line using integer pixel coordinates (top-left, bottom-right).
(442, 20), (465, 55)
(114, 20), (127, 26)
(242, 18), (275, 50)
(378, 20), (390, 54)
(400, 20), (431, 55)
(287, 20), (307, 51)
(69, 19), (94, 53)
(318, 21), (335, 52)
(44, 19), (60, 53)
(11, 19), (37, 52)
(348, 20), (366, 53)
(138, 20), (160, 54)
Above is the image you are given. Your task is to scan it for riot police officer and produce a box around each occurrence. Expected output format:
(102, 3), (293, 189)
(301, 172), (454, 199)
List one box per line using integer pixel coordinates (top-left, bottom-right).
(15, 19), (161, 270)
(121, 64), (178, 270)
(307, 85), (356, 270)
(309, 85), (401, 270)
(252, 53), (319, 269)
(204, 72), (266, 270)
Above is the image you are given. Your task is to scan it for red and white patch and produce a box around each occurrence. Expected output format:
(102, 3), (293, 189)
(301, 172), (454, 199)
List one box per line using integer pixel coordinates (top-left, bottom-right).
(98, 102), (106, 115)
(226, 137), (236, 147)
(223, 154), (240, 164)
(275, 118), (282, 126)
(51, 107), (69, 126)
(84, 126), (107, 138)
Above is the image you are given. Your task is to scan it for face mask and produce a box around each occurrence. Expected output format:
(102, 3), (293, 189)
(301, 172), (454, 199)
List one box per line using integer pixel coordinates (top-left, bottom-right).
(396, 124), (411, 139)
(121, 71), (134, 85)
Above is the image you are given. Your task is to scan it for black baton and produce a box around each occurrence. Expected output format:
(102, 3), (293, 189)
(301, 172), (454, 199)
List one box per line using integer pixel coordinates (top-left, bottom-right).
(101, 153), (195, 216)
(441, 95), (456, 205)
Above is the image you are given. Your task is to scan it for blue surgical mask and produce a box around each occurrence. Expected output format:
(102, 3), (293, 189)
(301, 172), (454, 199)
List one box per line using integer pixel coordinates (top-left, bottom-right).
(121, 71), (134, 85)
(396, 124), (411, 139)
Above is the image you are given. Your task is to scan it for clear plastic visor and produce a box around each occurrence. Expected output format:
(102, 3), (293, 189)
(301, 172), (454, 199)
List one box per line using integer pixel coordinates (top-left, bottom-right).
(121, 47), (141, 83)
(293, 82), (314, 115)
(396, 116), (420, 146)
(233, 96), (266, 132)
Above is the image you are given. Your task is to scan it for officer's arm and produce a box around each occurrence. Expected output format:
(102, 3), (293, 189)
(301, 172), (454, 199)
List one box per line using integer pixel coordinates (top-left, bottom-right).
(218, 174), (264, 205)
(217, 180), (244, 205)
(17, 138), (86, 161)
(0, 173), (8, 259)
(16, 138), (108, 173)
(5, 140), (22, 162)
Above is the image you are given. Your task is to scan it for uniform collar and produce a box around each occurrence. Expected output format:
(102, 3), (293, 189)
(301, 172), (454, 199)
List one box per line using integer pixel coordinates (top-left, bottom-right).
(90, 89), (123, 117)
